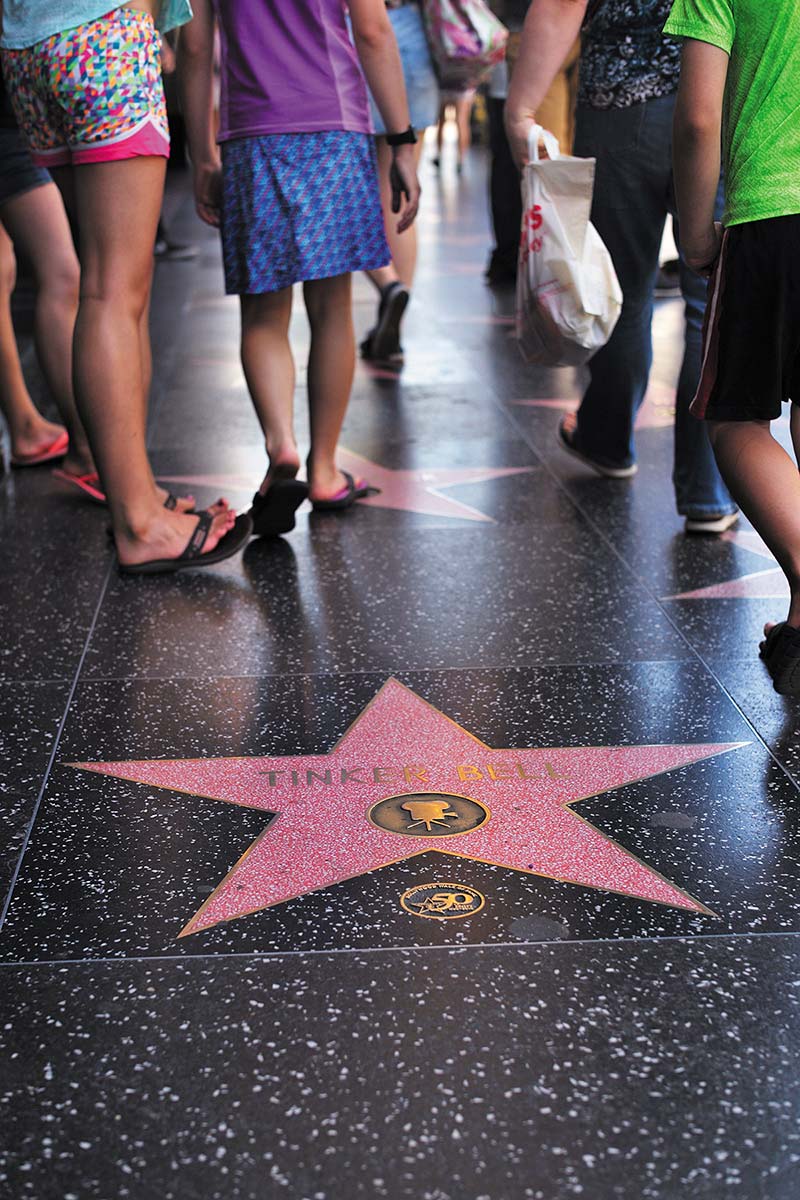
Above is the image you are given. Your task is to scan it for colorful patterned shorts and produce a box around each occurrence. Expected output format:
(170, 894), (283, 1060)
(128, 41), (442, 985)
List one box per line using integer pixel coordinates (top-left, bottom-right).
(1, 8), (169, 168)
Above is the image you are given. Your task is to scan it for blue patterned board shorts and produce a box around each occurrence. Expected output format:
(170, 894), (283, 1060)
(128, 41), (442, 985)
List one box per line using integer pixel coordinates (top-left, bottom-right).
(221, 130), (391, 295)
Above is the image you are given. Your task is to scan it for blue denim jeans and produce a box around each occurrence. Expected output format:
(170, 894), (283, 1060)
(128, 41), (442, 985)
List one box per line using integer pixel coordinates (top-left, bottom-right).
(572, 94), (735, 518)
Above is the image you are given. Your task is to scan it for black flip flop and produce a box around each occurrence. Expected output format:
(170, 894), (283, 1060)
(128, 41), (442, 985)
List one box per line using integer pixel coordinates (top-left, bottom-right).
(248, 479), (309, 537)
(311, 471), (374, 512)
(361, 282), (409, 364)
(119, 511), (252, 576)
(163, 492), (191, 511)
(759, 621), (800, 696)
(105, 493), (221, 541)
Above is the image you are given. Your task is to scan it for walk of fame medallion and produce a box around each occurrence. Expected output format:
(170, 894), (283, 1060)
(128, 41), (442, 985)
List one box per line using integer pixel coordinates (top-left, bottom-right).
(369, 793), (490, 837)
(69, 679), (748, 939)
(400, 883), (485, 920)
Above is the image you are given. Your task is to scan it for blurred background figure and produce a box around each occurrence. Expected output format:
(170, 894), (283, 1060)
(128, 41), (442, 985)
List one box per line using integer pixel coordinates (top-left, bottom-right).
(485, 1), (579, 287)
(434, 87), (476, 174)
(154, 31), (198, 262)
(360, 0), (438, 370)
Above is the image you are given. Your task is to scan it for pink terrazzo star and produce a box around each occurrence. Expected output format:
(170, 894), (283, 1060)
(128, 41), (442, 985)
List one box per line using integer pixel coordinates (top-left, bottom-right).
(666, 530), (788, 601)
(70, 681), (745, 937)
(160, 449), (534, 524)
(514, 382), (677, 430)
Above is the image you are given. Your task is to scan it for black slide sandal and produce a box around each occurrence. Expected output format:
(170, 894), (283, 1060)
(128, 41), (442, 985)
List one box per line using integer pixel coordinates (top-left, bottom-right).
(759, 621), (800, 695)
(119, 512), (253, 576)
(248, 479), (309, 537)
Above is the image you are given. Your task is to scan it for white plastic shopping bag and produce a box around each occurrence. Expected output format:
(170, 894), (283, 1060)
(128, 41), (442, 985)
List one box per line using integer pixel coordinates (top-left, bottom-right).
(516, 126), (622, 367)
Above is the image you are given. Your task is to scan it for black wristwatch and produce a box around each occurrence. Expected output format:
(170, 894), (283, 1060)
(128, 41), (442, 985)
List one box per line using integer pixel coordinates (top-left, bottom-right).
(386, 125), (417, 147)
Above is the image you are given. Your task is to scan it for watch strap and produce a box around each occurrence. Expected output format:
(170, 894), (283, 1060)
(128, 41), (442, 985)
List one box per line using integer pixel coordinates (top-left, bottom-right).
(386, 125), (417, 147)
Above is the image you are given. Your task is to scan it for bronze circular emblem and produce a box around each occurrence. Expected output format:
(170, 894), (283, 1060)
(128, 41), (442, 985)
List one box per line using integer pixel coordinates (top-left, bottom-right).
(368, 792), (490, 838)
(400, 882), (485, 921)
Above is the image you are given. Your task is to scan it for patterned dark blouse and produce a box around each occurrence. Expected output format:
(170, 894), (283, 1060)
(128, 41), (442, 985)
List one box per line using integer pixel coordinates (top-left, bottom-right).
(579, 0), (681, 110)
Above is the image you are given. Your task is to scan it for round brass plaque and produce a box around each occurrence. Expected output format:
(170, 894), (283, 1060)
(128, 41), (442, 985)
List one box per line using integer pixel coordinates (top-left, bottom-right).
(368, 792), (490, 838)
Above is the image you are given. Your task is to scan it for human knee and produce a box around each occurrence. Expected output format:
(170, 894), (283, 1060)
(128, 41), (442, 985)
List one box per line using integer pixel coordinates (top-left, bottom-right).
(240, 290), (292, 333)
(40, 254), (80, 315)
(304, 276), (351, 325)
(80, 271), (150, 321)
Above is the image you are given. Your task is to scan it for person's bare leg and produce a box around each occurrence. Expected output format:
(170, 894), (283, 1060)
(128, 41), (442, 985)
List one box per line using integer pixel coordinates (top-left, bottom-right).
(71, 156), (233, 564)
(436, 104), (447, 161)
(709, 417), (800, 627)
(239, 288), (300, 493)
(0, 183), (94, 475)
(789, 401), (800, 470)
(139, 279), (153, 419)
(454, 94), (473, 169)
(303, 274), (357, 500)
(366, 137), (424, 294)
(134, 261), (204, 512)
(0, 225), (68, 459)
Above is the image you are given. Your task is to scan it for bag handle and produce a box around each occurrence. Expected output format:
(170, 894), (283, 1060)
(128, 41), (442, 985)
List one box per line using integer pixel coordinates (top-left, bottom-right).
(527, 124), (561, 164)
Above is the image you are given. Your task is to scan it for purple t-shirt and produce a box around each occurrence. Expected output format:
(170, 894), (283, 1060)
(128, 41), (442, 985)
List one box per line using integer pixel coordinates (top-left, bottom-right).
(213, 0), (372, 142)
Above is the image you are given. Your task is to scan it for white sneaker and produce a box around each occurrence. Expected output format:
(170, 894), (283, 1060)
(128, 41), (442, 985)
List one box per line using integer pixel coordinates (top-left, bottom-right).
(684, 510), (740, 535)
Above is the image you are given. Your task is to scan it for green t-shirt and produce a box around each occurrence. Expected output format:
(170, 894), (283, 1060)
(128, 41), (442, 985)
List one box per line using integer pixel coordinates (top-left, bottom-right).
(664, 0), (800, 227)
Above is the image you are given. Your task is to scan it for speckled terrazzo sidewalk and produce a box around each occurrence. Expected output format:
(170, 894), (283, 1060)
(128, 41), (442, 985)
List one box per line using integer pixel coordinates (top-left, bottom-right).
(1, 157), (799, 1200)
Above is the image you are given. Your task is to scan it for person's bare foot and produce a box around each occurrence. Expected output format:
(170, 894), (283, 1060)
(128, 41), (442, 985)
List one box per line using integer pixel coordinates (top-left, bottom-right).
(59, 445), (96, 479)
(154, 484), (198, 513)
(307, 462), (357, 503)
(761, 620), (777, 654)
(760, 618), (800, 655)
(10, 415), (68, 462)
(114, 505), (237, 568)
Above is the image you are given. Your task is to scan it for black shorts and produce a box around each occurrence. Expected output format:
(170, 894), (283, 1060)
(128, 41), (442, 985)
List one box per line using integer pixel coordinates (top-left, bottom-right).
(692, 213), (800, 422)
(0, 125), (50, 208)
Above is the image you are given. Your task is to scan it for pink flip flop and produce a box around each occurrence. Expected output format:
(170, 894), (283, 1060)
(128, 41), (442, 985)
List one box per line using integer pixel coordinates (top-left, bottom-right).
(52, 468), (106, 504)
(311, 471), (375, 511)
(10, 430), (69, 467)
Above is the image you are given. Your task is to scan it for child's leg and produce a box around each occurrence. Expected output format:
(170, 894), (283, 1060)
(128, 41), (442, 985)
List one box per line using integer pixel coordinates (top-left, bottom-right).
(454, 94), (473, 166)
(708, 417), (800, 626)
(303, 273), (356, 500)
(0, 182), (94, 475)
(366, 137), (424, 291)
(0, 225), (66, 456)
(239, 288), (300, 493)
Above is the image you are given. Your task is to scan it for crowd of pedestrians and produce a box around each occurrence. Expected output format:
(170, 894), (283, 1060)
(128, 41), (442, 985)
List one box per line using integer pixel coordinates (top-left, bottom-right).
(0, 1), (798, 691)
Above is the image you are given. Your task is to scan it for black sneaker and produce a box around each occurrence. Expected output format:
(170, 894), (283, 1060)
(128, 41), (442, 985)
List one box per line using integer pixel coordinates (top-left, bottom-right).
(361, 281), (409, 365)
(654, 258), (681, 298)
(485, 251), (517, 287)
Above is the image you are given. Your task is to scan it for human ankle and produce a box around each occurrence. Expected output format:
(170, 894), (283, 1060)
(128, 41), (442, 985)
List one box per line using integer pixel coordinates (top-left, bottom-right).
(113, 500), (169, 542)
(266, 441), (299, 465)
(307, 459), (341, 493)
(788, 595), (800, 629)
(8, 408), (46, 441)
